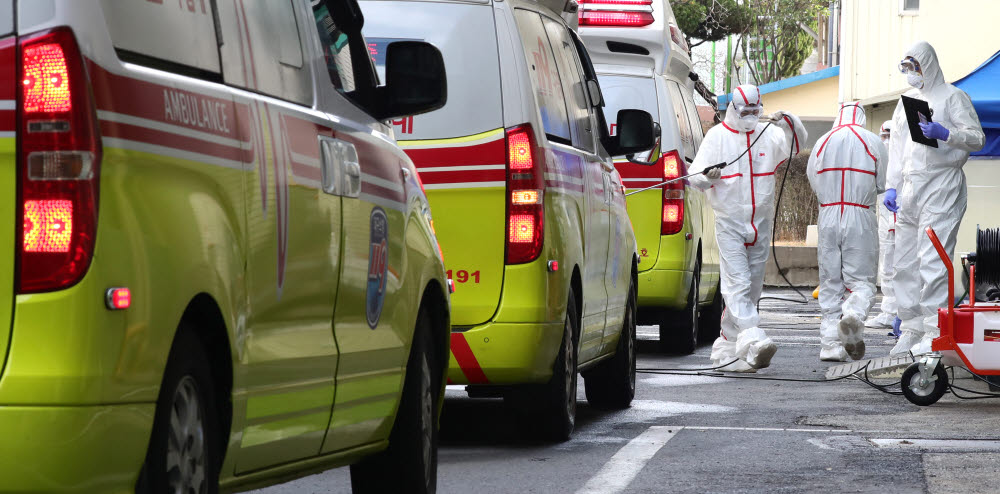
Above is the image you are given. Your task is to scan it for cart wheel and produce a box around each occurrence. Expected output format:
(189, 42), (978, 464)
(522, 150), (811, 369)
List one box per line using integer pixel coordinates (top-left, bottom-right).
(901, 362), (949, 406)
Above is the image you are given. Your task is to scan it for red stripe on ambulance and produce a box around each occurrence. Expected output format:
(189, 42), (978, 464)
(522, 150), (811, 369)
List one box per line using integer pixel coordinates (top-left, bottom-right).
(450, 333), (489, 384)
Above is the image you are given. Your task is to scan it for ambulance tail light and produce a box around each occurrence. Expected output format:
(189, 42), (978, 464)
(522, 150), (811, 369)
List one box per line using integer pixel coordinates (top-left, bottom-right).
(578, 0), (654, 27)
(505, 125), (543, 265)
(17, 28), (101, 293)
(661, 150), (685, 235)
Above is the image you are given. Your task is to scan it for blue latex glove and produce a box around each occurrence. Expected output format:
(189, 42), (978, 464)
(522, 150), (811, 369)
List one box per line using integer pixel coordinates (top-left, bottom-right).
(919, 121), (950, 141)
(892, 317), (902, 338)
(883, 188), (899, 212)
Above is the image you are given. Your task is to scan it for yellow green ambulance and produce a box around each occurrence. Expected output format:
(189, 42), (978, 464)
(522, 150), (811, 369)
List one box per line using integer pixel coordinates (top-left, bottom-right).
(361, 0), (657, 440)
(579, 0), (723, 354)
(1, 0), (452, 492)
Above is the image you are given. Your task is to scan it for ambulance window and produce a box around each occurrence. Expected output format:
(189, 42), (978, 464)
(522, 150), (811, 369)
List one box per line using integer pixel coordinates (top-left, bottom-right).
(542, 16), (595, 153)
(666, 80), (696, 161)
(313, 3), (357, 93)
(680, 91), (705, 150)
(514, 10), (572, 144)
(100, 0), (221, 75)
(221, 0), (312, 105)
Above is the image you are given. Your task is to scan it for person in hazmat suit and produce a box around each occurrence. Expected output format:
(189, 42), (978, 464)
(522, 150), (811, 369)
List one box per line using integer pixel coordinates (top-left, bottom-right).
(807, 103), (888, 362)
(885, 41), (985, 356)
(688, 84), (807, 372)
(865, 121), (901, 333)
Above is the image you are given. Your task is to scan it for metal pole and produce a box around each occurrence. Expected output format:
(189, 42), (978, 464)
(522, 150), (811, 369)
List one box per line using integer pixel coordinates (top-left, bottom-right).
(711, 41), (717, 92)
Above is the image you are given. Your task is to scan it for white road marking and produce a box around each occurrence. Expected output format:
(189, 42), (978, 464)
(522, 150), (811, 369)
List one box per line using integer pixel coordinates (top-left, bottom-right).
(642, 374), (725, 387)
(685, 426), (851, 433)
(575, 426), (681, 494)
(869, 439), (1000, 451)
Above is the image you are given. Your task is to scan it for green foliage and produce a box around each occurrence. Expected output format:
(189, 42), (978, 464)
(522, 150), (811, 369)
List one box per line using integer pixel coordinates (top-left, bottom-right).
(740, 0), (829, 83)
(673, 0), (750, 44)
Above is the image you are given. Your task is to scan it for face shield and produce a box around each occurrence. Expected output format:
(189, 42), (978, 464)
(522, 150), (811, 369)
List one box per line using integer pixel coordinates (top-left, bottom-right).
(734, 104), (762, 131)
(899, 56), (924, 89)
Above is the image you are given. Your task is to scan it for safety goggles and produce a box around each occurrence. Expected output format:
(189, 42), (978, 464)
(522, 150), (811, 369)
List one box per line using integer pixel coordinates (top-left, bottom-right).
(739, 107), (761, 118)
(898, 57), (921, 74)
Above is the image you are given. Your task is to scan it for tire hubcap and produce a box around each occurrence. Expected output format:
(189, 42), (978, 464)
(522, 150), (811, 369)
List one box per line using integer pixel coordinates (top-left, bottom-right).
(166, 376), (207, 494)
(909, 372), (937, 397)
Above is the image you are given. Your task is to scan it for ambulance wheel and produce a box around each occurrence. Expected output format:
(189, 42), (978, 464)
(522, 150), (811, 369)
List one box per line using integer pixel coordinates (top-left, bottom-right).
(698, 282), (723, 343)
(901, 363), (948, 406)
(538, 289), (579, 441)
(583, 280), (636, 410)
(138, 328), (221, 494)
(351, 309), (440, 494)
(661, 261), (700, 354)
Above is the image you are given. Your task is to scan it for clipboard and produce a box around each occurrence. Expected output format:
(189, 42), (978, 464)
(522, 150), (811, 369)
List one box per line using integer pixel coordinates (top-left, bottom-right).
(901, 95), (938, 148)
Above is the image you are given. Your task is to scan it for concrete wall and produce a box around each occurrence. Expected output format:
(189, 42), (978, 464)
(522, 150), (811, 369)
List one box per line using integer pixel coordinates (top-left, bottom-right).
(765, 245), (819, 287)
(840, 0), (1000, 105)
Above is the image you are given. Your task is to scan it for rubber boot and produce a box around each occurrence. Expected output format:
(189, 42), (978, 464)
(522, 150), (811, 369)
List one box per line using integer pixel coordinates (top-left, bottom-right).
(838, 312), (866, 361)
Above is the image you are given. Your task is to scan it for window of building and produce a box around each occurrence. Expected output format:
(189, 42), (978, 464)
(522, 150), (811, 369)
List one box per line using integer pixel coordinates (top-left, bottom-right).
(901, 0), (919, 13)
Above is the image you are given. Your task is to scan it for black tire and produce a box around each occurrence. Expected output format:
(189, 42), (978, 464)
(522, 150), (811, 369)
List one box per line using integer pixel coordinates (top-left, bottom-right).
(139, 329), (221, 494)
(661, 260), (700, 354)
(539, 289), (579, 441)
(698, 282), (724, 343)
(584, 279), (636, 409)
(351, 308), (441, 494)
(901, 363), (949, 406)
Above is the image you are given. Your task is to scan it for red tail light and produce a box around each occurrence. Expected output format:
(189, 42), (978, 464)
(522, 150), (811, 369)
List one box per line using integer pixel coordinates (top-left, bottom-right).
(505, 125), (543, 264)
(579, 0), (652, 4)
(579, 11), (654, 27)
(661, 150), (685, 235)
(17, 28), (101, 293)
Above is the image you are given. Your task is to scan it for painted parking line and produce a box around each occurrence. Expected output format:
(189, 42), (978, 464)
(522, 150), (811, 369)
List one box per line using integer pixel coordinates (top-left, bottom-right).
(575, 426), (681, 494)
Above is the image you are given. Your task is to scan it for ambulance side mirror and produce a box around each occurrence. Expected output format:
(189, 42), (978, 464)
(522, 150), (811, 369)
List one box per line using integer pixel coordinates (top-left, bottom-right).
(607, 109), (655, 157)
(371, 41), (448, 121)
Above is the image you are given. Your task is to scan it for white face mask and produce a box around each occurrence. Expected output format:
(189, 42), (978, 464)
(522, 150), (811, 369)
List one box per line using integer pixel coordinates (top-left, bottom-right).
(736, 114), (759, 131)
(907, 72), (924, 89)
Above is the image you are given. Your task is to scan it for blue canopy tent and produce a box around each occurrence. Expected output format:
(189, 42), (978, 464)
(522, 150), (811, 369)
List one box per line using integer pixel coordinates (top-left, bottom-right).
(955, 50), (1000, 157)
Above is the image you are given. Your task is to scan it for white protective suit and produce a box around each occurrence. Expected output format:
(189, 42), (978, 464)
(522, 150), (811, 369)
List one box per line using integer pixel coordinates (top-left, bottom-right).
(807, 104), (887, 361)
(888, 42), (985, 355)
(689, 84), (807, 371)
(867, 121), (899, 328)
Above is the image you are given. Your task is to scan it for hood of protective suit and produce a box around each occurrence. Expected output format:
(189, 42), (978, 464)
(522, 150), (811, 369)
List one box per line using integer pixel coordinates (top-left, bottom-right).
(724, 84), (762, 132)
(834, 102), (866, 128)
(880, 120), (892, 134)
(904, 41), (946, 93)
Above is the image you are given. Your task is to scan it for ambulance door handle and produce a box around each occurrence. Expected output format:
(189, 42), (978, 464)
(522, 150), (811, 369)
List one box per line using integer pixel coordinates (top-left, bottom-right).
(320, 136), (361, 198)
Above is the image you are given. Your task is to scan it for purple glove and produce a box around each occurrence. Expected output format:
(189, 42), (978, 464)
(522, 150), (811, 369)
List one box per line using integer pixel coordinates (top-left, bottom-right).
(919, 121), (950, 141)
(884, 188), (898, 213)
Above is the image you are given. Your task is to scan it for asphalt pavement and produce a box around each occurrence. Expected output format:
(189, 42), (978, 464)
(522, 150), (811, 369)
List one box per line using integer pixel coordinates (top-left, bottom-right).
(256, 289), (1000, 494)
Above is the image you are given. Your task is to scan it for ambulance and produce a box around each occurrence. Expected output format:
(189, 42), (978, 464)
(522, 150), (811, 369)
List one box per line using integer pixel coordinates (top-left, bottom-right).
(361, 0), (656, 439)
(579, 0), (722, 354)
(0, 1), (452, 492)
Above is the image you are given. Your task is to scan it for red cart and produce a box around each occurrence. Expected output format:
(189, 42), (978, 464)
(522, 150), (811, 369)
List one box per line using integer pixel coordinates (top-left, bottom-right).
(901, 227), (1000, 405)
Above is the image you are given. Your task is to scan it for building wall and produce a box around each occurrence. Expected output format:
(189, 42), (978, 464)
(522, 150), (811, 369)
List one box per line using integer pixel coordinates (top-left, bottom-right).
(841, 0), (1000, 107)
(761, 75), (840, 119)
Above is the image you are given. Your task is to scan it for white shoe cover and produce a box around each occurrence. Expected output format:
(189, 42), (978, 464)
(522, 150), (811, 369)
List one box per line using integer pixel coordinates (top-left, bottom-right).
(734, 327), (769, 359)
(838, 313), (866, 361)
(864, 312), (894, 329)
(715, 358), (757, 373)
(820, 345), (849, 362)
(910, 336), (933, 356)
(890, 330), (922, 356)
(745, 338), (777, 369)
